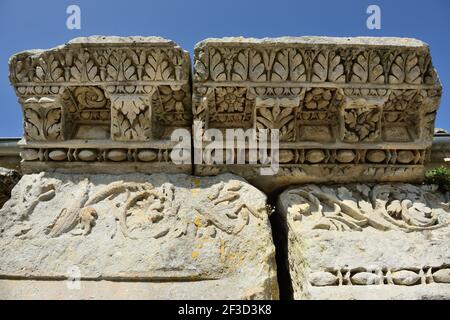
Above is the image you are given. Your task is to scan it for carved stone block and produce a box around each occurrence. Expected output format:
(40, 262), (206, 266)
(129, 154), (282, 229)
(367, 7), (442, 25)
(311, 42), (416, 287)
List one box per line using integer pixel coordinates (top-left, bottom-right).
(193, 37), (442, 192)
(277, 183), (450, 299)
(9, 36), (192, 174)
(0, 173), (278, 299)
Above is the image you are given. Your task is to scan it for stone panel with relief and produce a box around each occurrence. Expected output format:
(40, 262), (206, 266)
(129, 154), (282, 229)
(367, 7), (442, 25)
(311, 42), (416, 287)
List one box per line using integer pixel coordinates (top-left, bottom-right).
(0, 173), (278, 299)
(9, 36), (192, 174)
(277, 183), (450, 299)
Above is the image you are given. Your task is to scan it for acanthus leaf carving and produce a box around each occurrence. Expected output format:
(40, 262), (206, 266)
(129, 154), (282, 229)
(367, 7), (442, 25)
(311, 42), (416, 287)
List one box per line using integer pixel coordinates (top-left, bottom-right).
(111, 94), (152, 141)
(311, 51), (328, 82)
(249, 49), (266, 82)
(231, 50), (248, 81)
(351, 51), (369, 83)
(368, 51), (385, 84)
(289, 49), (306, 82)
(70, 50), (100, 82)
(327, 51), (345, 83)
(210, 48), (226, 81)
(271, 49), (289, 82)
(23, 97), (64, 141)
(405, 52), (422, 84)
(388, 53), (406, 84)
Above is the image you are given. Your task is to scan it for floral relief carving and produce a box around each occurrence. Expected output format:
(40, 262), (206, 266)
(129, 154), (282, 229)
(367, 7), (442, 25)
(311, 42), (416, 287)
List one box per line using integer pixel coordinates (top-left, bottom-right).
(340, 97), (383, 143)
(34, 54), (65, 83)
(286, 184), (450, 232)
(255, 97), (299, 141)
(215, 87), (246, 113)
(208, 87), (251, 124)
(61, 87), (111, 127)
(70, 49), (101, 82)
(111, 95), (152, 141)
(192, 38), (442, 186)
(153, 85), (192, 124)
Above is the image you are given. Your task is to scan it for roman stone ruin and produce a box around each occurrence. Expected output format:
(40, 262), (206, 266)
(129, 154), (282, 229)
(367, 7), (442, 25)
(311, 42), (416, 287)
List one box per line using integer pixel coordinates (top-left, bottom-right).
(0, 36), (448, 299)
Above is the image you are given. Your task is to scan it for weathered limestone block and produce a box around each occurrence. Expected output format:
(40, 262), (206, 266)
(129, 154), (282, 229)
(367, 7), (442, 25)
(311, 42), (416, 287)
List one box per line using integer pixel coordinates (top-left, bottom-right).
(0, 173), (278, 299)
(278, 183), (450, 299)
(0, 168), (21, 208)
(193, 37), (442, 192)
(9, 36), (192, 174)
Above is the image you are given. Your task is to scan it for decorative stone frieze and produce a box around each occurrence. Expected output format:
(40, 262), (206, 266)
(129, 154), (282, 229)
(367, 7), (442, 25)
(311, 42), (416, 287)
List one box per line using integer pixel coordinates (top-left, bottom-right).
(277, 183), (450, 299)
(9, 36), (192, 173)
(193, 37), (442, 191)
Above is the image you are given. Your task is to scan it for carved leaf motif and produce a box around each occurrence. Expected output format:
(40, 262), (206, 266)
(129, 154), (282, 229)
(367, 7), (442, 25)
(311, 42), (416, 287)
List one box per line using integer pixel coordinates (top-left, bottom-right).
(194, 51), (209, 81)
(256, 105), (295, 141)
(144, 52), (158, 80)
(405, 53), (422, 84)
(112, 112), (130, 140)
(351, 52), (368, 83)
(210, 48), (225, 81)
(343, 107), (381, 142)
(48, 55), (64, 82)
(122, 98), (146, 122)
(111, 96), (151, 141)
(35, 65), (45, 82)
(271, 50), (289, 81)
(24, 108), (43, 139)
(70, 50), (89, 82)
(71, 59), (84, 82)
(328, 52), (345, 82)
(14, 59), (31, 82)
(232, 51), (248, 81)
(86, 58), (99, 82)
(107, 51), (121, 81)
(312, 52), (327, 82)
(129, 49), (147, 65)
(249, 50), (266, 82)
(123, 56), (137, 81)
(158, 59), (173, 80)
(133, 113), (151, 140)
(290, 50), (306, 81)
(389, 54), (406, 84)
(45, 109), (62, 140)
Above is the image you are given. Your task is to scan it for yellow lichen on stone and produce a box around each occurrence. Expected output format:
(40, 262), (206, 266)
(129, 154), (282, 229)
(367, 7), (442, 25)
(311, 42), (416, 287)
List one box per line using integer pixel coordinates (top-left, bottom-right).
(194, 215), (203, 228)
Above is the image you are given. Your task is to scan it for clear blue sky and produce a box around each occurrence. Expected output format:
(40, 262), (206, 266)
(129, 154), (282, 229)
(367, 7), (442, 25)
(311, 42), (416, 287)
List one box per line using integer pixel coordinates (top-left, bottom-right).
(1, 0), (448, 136)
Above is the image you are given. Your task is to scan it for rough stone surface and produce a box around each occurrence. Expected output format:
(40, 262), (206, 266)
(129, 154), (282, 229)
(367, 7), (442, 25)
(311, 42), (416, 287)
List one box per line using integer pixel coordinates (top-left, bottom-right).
(0, 168), (21, 209)
(0, 173), (278, 299)
(9, 36), (192, 174)
(193, 36), (442, 192)
(277, 183), (450, 300)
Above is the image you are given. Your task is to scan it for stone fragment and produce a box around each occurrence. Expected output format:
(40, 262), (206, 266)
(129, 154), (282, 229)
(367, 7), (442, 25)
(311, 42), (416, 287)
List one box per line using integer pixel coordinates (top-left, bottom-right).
(193, 37), (442, 192)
